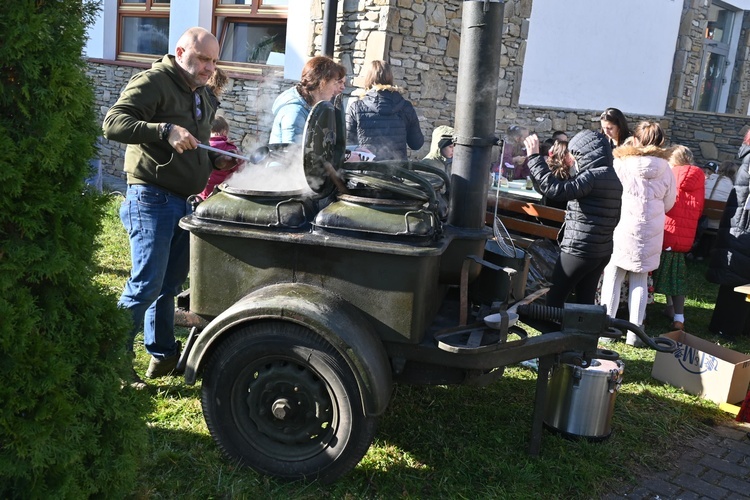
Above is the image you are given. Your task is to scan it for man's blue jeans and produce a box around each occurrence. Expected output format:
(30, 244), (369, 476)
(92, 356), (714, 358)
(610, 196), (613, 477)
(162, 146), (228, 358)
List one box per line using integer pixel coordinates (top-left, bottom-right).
(118, 184), (191, 359)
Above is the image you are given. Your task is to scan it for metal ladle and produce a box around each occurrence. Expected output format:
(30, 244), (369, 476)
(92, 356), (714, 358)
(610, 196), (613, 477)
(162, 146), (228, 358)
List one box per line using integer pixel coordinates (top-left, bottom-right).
(197, 143), (271, 164)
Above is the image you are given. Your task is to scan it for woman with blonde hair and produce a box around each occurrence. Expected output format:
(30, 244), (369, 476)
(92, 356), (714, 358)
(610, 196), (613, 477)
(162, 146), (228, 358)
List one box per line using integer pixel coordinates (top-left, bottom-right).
(346, 60), (424, 160)
(652, 145), (704, 331)
(206, 67), (228, 108)
(599, 121), (676, 345)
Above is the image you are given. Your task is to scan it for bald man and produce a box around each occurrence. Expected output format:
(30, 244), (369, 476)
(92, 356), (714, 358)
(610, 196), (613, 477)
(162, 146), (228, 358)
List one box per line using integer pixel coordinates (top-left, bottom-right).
(104, 27), (235, 387)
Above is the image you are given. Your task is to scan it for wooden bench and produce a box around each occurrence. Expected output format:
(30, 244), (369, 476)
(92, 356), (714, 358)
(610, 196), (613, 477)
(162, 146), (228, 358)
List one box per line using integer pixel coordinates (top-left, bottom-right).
(702, 198), (727, 235)
(485, 195), (566, 248)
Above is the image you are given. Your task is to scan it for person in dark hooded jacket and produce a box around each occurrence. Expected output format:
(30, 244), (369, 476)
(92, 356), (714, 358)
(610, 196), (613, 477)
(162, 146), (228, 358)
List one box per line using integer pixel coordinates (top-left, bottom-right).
(706, 129), (750, 339)
(346, 60), (424, 160)
(524, 130), (623, 308)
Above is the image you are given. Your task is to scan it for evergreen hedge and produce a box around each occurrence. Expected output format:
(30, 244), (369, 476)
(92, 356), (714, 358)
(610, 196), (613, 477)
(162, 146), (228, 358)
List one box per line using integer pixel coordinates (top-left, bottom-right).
(0, 1), (147, 497)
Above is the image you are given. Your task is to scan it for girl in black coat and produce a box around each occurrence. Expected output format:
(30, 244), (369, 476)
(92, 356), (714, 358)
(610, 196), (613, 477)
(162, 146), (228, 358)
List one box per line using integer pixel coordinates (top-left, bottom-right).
(346, 60), (424, 161)
(525, 130), (623, 307)
(706, 130), (750, 338)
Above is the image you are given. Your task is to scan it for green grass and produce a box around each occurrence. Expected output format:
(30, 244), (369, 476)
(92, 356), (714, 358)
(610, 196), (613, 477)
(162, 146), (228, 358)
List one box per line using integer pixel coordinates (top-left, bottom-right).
(95, 194), (749, 499)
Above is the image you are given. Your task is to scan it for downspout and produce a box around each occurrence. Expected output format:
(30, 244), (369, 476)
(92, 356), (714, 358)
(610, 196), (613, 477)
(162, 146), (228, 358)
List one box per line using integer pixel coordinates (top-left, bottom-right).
(322, 0), (338, 57)
(448, 0), (505, 229)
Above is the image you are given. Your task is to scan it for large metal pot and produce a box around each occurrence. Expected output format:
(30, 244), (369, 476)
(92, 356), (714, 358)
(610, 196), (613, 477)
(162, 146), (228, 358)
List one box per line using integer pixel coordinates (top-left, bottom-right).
(544, 358), (624, 440)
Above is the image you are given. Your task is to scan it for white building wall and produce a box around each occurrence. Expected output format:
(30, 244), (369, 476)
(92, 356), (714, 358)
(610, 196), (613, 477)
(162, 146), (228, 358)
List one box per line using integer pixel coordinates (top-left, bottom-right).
(168, 0), (215, 50)
(519, 0), (683, 116)
(724, 0), (750, 10)
(84, 0), (117, 59)
(284, 0), (312, 81)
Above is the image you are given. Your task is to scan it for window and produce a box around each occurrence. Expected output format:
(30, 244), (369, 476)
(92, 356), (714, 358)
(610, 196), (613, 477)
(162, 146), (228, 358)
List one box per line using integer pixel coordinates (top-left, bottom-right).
(695, 3), (738, 113)
(118, 0), (170, 61)
(214, 0), (288, 71)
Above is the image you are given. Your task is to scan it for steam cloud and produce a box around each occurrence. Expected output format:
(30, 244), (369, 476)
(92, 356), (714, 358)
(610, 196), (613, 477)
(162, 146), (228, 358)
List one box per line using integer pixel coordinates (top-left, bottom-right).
(224, 144), (313, 193)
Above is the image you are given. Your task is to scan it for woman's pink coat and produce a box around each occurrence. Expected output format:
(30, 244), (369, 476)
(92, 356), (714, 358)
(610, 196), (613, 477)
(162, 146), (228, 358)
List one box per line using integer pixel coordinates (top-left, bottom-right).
(610, 145), (676, 272)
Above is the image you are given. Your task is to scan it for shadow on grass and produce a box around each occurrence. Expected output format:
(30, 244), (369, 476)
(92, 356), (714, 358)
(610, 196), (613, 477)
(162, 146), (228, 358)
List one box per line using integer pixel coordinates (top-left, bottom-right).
(93, 263), (130, 280)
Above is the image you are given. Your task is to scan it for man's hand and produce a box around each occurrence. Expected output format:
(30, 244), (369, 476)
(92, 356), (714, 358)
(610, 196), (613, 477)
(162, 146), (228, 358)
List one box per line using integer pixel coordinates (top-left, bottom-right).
(523, 134), (540, 156)
(167, 125), (200, 153)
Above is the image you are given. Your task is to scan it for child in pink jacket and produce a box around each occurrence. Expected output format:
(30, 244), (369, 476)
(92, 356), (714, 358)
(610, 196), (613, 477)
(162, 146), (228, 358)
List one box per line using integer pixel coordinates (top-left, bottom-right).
(599, 121), (676, 346)
(198, 116), (244, 200)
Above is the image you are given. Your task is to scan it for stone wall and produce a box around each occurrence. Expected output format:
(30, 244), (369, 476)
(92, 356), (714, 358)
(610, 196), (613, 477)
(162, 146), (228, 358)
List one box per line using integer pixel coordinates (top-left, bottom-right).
(88, 63), (145, 178)
(333, 0), (463, 158)
(667, 0), (708, 111)
(668, 109), (750, 164)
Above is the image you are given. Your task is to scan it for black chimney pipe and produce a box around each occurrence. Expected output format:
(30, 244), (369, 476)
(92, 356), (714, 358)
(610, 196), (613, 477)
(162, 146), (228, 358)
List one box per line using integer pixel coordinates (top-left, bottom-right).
(322, 0), (338, 57)
(449, 0), (505, 229)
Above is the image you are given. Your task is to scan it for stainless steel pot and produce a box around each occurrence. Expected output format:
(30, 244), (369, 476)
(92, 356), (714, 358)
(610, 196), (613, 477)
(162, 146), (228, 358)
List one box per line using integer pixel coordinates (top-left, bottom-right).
(544, 358), (624, 440)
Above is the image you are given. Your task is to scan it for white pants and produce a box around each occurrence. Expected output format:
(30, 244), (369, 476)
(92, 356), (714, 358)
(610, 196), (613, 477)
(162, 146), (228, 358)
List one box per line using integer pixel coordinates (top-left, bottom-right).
(599, 263), (649, 327)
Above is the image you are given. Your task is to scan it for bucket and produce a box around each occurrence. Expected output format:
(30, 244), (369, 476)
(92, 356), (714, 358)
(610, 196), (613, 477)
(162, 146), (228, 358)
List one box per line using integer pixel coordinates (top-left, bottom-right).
(544, 359), (624, 440)
(470, 240), (530, 304)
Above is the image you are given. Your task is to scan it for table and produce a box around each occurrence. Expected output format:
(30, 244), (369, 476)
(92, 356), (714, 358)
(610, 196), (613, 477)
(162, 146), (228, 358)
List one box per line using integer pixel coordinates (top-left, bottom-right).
(488, 179), (543, 203)
(734, 284), (750, 302)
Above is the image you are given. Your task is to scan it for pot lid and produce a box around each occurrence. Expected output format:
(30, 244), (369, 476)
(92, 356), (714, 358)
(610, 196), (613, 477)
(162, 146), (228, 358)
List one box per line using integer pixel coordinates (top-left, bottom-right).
(302, 98), (345, 196)
(219, 183), (310, 198)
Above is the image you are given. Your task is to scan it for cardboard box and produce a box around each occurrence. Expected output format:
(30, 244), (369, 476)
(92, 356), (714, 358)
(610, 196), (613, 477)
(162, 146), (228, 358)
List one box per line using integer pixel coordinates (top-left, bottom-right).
(651, 331), (750, 405)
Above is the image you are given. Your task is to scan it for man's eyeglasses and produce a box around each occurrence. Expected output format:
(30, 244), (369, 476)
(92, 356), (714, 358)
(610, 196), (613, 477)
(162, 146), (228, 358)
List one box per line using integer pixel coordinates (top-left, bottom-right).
(194, 92), (202, 121)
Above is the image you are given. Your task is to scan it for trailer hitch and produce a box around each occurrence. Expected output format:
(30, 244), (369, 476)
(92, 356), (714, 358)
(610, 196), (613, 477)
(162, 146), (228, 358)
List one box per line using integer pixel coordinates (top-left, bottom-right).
(516, 303), (678, 353)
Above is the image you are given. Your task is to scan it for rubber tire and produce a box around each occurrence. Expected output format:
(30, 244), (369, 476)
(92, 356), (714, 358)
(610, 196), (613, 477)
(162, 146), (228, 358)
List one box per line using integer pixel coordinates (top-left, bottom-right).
(201, 321), (378, 483)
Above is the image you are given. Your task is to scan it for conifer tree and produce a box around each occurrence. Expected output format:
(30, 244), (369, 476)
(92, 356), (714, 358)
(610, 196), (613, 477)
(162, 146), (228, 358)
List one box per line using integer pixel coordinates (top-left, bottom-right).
(0, 1), (147, 496)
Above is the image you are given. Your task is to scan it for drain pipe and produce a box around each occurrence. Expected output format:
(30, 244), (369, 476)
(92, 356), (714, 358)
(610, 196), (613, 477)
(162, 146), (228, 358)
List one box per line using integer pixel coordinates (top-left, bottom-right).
(449, 0), (505, 229)
(322, 0), (338, 57)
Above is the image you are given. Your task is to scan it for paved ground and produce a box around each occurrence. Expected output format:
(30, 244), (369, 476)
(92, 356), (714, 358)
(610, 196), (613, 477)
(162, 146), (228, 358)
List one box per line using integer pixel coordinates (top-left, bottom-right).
(605, 419), (750, 500)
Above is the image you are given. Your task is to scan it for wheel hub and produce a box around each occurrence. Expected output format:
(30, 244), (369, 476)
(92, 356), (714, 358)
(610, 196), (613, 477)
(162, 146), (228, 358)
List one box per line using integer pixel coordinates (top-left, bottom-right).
(246, 360), (332, 445)
(271, 398), (293, 419)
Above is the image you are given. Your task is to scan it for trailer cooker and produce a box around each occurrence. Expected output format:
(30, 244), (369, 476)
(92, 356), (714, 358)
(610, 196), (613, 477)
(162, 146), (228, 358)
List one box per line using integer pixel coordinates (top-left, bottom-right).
(174, 1), (676, 483)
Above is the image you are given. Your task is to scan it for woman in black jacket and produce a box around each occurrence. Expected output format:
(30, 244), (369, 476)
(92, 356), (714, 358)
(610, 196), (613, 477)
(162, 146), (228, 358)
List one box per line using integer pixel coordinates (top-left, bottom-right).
(346, 60), (424, 161)
(525, 130), (623, 307)
(706, 130), (750, 338)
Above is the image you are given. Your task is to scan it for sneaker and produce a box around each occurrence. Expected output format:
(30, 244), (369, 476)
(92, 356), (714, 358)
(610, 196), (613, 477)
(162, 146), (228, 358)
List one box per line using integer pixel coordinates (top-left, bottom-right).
(671, 321), (685, 331)
(145, 341), (182, 379)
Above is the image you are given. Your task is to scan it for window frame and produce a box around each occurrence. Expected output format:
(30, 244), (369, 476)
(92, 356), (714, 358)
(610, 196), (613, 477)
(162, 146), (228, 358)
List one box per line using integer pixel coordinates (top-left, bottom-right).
(117, 0), (171, 62)
(213, 0), (288, 74)
(693, 1), (741, 113)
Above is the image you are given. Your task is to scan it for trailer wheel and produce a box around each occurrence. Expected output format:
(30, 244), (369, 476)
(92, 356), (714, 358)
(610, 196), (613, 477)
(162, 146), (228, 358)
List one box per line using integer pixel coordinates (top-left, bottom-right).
(201, 321), (377, 483)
